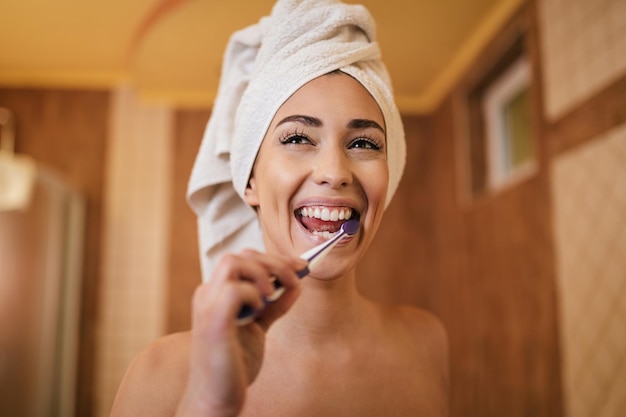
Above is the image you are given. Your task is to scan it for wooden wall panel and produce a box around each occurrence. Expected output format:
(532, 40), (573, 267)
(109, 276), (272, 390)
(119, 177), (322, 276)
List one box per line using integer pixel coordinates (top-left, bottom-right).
(361, 3), (563, 416)
(166, 109), (209, 332)
(357, 115), (435, 305)
(0, 88), (110, 417)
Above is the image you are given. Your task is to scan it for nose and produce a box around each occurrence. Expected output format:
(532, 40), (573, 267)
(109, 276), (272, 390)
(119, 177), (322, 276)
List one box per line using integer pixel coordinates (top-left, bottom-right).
(311, 145), (353, 188)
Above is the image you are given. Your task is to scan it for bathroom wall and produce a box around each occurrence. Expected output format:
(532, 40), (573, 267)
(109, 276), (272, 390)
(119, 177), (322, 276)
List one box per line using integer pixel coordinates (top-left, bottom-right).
(359, 4), (563, 416)
(551, 125), (626, 417)
(93, 87), (173, 417)
(165, 109), (206, 332)
(359, 0), (626, 416)
(0, 87), (176, 417)
(538, 0), (626, 122)
(0, 88), (109, 415)
(367, 0), (626, 415)
(539, 0), (626, 415)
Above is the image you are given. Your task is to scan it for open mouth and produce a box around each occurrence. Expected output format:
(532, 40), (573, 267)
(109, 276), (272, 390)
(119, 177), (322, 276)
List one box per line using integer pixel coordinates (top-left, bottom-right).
(295, 206), (359, 239)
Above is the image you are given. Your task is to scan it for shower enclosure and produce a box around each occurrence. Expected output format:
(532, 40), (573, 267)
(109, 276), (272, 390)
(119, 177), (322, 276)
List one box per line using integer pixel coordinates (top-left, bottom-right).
(0, 168), (85, 417)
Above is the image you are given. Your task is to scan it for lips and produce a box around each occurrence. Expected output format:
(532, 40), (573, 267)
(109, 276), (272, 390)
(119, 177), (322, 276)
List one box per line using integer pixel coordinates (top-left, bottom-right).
(295, 205), (358, 236)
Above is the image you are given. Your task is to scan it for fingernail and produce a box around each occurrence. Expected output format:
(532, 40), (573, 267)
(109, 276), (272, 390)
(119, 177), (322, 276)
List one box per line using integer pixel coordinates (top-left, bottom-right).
(266, 286), (286, 302)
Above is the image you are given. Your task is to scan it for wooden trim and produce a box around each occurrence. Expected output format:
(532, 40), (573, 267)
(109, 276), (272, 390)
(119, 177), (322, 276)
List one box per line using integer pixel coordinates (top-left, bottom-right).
(545, 73), (626, 157)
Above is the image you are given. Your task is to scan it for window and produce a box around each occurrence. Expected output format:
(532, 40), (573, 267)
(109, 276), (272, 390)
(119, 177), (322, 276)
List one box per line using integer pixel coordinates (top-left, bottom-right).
(483, 56), (536, 190)
(463, 35), (536, 199)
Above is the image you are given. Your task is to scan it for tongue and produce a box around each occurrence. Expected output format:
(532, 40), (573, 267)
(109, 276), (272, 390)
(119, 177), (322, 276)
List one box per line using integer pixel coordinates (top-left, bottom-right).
(300, 216), (343, 233)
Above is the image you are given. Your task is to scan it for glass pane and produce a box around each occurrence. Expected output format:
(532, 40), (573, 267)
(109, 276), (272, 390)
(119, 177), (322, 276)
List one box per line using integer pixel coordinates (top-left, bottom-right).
(503, 88), (533, 170)
(0, 171), (84, 417)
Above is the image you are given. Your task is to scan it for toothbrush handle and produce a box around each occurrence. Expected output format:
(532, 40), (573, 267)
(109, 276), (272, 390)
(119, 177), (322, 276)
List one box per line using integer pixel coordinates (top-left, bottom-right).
(235, 263), (311, 325)
(235, 228), (348, 325)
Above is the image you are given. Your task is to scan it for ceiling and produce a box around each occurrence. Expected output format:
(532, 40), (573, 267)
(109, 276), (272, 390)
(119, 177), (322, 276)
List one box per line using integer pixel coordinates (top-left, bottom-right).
(0, 0), (521, 114)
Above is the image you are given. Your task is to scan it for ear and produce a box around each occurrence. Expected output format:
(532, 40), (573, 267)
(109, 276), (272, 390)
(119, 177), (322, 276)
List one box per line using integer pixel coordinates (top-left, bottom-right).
(243, 176), (260, 207)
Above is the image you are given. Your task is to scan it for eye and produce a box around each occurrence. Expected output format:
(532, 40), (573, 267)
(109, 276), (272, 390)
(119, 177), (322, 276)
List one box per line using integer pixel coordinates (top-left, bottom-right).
(349, 137), (382, 151)
(279, 130), (312, 145)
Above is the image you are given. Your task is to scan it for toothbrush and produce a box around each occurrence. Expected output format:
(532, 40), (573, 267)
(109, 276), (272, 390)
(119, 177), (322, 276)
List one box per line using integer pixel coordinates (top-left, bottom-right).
(236, 219), (360, 326)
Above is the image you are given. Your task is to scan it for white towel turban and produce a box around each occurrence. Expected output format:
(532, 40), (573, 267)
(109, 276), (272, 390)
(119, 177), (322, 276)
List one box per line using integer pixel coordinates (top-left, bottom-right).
(187, 0), (406, 282)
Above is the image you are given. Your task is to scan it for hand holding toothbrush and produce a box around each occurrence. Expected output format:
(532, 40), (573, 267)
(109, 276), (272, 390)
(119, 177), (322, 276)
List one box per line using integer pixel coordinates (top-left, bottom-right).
(176, 219), (359, 417)
(111, 220), (360, 417)
(176, 250), (304, 417)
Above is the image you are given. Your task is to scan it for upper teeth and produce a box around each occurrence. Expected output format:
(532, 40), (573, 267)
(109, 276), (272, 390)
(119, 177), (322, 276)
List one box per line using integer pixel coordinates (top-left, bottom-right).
(300, 206), (352, 221)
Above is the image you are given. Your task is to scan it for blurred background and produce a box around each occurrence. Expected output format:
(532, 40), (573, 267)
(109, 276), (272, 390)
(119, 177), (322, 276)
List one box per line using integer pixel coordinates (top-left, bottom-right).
(0, 0), (624, 416)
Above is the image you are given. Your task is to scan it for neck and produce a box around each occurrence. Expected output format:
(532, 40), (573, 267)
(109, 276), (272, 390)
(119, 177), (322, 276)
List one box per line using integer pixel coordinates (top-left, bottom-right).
(268, 268), (369, 349)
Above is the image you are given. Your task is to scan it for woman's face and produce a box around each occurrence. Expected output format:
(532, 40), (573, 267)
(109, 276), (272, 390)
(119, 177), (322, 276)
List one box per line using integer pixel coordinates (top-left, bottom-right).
(244, 72), (389, 278)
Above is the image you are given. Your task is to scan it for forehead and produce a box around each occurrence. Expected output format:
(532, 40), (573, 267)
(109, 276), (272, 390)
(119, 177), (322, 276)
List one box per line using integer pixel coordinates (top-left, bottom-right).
(270, 72), (385, 127)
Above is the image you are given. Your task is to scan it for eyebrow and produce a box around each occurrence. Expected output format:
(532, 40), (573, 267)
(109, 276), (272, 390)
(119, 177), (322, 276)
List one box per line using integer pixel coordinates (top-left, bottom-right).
(276, 115), (322, 128)
(276, 114), (385, 134)
(348, 118), (385, 133)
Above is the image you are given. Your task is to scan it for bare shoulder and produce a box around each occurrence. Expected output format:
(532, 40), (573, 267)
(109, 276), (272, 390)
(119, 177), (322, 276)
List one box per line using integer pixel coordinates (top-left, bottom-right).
(394, 305), (448, 371)
(394, 305), (448, 351)
(110, 331), (192, 417)
(375, 304), (449, 415)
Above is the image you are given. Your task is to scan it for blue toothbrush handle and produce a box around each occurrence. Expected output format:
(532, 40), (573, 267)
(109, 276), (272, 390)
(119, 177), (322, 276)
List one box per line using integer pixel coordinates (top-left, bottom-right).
(235, 219), (359, 326)
(235, 266), (309, 325)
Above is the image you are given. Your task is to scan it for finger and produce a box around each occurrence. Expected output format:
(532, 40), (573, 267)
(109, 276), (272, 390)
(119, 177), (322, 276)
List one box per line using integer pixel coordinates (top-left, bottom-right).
(237, 250), (306, 292)
(234, 261), (303, 326)
(192, 280), (265, 333)
(255, 284), (301, 331)
(210, 250), (306, 327)
(211, 253), (276, 298)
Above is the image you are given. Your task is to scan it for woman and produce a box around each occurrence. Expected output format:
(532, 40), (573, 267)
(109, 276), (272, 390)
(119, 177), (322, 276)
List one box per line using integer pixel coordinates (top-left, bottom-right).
(112, 1), (448, 416)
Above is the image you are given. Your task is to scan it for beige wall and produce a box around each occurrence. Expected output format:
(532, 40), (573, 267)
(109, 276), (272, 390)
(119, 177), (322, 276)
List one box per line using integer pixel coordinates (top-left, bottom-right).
(539, 0), (626, 415)
(551, 125), (626, 417)
(538, 0), (626, 120)
(95, 87), (173, 416)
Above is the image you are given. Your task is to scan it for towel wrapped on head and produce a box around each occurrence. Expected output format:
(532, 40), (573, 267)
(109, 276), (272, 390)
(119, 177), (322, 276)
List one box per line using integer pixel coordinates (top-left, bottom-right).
(187, 0), (406, 282)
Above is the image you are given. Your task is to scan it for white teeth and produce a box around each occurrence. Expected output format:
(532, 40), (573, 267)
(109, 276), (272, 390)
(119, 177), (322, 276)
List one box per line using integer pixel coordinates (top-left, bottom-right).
(312, 230), (335, 239)
(299, 206), (353, 221)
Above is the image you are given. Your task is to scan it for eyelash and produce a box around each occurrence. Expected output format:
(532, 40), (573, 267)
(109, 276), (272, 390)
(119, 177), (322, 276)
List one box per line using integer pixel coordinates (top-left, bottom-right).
(279, 129), (311, 145)
(349, 136), (382, 151)
(279, 130), (383, 151)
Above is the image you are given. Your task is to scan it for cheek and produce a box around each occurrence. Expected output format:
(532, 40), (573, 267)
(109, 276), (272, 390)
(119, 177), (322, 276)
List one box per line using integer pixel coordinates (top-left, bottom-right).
(254, 157), (300, 207)
(362, 162), (389, 204)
